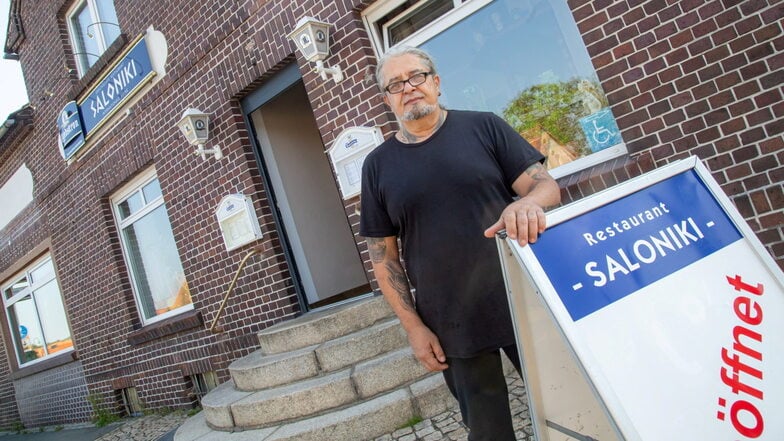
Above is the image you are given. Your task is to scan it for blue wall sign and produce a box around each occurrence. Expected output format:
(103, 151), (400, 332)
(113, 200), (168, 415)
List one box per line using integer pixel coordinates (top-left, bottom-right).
(57, 101), (85, 160)
(80, 37), (155, 136)
(57, 36), (155, 161)
(530, 169), (743, 321)
(19, 325), (27, 339)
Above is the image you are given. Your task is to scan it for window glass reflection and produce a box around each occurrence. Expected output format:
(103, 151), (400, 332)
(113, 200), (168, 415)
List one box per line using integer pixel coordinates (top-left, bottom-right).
(5, 276), (28, 299)
(9, 296), (45, 363)
(34, 281), (74, 355)
(419, 0), (622, 169)
(389, 0), (453, 45)
(72, 4), (101, 68)
(118, 192), (144, 220)
(3, 256), (73, 366)
(122, 204), (191, 320)
(95, 0), (121, 45)
(30, 260), (55, 285)
(142, 179), (162, 204)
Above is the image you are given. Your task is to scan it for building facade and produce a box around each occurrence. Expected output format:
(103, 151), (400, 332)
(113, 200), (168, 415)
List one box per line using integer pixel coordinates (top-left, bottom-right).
(0, 0), (781, 429)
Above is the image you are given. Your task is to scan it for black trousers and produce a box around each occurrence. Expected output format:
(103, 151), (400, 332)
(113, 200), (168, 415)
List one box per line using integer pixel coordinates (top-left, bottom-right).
(442, 344), (522, 441)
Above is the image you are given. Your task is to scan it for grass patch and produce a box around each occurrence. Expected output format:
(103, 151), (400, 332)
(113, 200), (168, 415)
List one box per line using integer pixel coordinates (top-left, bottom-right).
(399, 415), (423, 429)
(87, 393), (121, 428)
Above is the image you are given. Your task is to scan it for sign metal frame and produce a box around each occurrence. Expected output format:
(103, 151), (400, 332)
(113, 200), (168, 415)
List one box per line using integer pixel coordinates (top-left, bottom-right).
(498, 156), (784, 440)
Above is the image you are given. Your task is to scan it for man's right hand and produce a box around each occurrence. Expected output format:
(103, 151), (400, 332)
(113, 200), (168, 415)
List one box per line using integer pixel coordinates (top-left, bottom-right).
(408, 324), (448, 371)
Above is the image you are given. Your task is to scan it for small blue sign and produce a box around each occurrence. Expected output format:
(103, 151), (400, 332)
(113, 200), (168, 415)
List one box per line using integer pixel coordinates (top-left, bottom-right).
(579, 108), (623, 152)
(530, 170), (742, 321)
(58, 101), (86, 160)
(19, 325), (27, 339)
(79, 37), (155, 137)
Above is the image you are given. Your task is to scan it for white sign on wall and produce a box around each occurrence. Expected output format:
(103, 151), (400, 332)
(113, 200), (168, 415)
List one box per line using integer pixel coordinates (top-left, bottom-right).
(215, 194), (263, 251)
(498, 156), (784, 441)
(328, 126), (384, 199)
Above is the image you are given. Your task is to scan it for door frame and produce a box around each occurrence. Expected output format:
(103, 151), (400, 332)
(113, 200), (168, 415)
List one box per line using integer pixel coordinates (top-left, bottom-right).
(240, 62), (310, 313)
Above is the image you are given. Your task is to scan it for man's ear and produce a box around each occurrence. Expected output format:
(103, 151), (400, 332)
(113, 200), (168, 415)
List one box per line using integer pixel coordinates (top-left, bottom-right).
(382, 94), (390, 106)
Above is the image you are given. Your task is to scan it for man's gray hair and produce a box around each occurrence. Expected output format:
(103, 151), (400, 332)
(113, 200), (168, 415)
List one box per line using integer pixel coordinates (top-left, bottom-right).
(375, 46), (438, 92)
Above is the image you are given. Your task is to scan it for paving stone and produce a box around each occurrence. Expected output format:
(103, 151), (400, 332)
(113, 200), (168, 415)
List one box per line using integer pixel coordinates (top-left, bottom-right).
(96, 412), (189, 441)
(391, 426), (413, 437)
(415, 425), (436, 437)
(423, 432), (444, 441)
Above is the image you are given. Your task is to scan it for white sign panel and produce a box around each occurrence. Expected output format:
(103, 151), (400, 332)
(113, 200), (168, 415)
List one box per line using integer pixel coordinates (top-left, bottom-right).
(499, 157), (784, 441)
(215, 194), (263, 251)
(328, 126), (384, 199)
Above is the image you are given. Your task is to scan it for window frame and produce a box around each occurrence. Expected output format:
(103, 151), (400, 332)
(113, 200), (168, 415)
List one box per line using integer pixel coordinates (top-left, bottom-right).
(362, 0), (628, 179)
(66, 0), (120, 76)
(111, 168), (193, 326)
(1, 254), (74, 368)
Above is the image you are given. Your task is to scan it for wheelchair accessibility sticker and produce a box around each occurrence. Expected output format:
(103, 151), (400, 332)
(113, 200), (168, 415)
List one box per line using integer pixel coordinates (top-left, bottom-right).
(580, 108), (622, 152)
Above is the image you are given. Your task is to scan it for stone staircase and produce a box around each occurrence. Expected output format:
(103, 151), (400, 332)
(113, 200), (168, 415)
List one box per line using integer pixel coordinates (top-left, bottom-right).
(175, 295), (457, 441)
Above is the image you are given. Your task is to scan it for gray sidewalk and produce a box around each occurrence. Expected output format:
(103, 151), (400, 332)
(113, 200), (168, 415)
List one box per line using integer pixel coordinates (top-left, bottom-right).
(0, 412), (187, 441)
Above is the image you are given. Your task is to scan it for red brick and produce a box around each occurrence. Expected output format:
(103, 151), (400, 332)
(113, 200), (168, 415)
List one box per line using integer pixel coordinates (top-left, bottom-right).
(729, 99), (756, 117)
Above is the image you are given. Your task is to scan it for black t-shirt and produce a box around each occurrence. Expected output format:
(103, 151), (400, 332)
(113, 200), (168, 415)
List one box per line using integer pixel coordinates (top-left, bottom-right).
(359, 110), (544, 357)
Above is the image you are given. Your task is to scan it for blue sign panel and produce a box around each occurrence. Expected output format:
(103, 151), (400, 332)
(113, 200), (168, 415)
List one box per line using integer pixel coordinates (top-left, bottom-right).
(530, 170), (742, 321)
(58, 101), (86, 160)
(579, 108), (623, 152)
(79, 37), (154, 136)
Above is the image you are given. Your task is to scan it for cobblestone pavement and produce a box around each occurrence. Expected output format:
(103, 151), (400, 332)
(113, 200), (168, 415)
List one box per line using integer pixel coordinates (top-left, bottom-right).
(94, 412), (189, 441)
(23, 371), (529, 441)
(373, 373), (534, 441)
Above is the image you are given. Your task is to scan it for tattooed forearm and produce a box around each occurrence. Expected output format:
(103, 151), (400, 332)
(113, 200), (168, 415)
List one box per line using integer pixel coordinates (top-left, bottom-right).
(384, 260), (416, 313)
(525, 163), (548, 181)
(523, 162), (550, 193)
(366, 237), (387, 263)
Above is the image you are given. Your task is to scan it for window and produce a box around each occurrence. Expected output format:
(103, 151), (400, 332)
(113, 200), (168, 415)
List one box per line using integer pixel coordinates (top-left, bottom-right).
(67, 0), (121, 76)
(2, 255), (74, 367)
(364, 0), (626, 178)
(112, 169), (192, 325)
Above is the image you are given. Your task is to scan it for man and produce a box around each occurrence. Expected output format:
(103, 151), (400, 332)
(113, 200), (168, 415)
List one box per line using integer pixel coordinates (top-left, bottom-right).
(359, 46), (561, 440)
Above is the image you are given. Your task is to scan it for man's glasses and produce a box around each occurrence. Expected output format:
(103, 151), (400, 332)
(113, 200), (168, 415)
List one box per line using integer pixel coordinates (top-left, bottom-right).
(384, 72), (432, 94)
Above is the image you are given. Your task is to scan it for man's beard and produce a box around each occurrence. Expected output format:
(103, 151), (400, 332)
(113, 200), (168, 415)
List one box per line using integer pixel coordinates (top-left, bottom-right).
(401, 102), (436, 121)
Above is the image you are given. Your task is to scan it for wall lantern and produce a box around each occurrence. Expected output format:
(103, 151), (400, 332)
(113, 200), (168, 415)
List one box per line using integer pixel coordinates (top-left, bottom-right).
(287, 16), (343, 83)
(176, 108), (223, 160)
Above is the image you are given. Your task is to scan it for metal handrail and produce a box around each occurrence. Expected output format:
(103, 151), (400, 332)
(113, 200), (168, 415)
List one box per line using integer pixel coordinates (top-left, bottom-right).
(209, 247), (264, 333)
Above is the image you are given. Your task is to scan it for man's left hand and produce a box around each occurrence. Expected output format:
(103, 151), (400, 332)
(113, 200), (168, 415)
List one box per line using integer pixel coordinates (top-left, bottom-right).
(484, 197), (546, 246)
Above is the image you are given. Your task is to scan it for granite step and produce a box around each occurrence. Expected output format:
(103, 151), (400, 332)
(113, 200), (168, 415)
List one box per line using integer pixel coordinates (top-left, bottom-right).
(205, 347), (430, 429)
(175, 294), (461, 440)
(229, 316), (407, 391)
(231, 369), (357, 428)
(257, 295), (394, 355)
(176, 375), (456, 441)
(314, 317), (407, 372)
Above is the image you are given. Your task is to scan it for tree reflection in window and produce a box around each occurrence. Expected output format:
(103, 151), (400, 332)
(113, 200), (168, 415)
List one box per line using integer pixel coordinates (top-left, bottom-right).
(368, 0), (627, 176)
(2, 257), (73, 366)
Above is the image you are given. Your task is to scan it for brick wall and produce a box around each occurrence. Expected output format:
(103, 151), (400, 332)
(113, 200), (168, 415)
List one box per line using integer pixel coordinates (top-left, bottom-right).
(567, 0), (783, 267)
(0, 0), (391, 426)
(13, 361), (91, 427)
(0, 330), (20, 430)
(0, 0), (781, 429)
